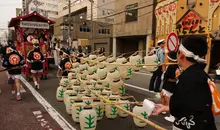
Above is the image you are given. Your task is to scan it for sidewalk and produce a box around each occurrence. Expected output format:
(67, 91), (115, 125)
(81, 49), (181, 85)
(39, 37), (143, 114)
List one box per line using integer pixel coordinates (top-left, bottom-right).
(0, 69), (62, 130)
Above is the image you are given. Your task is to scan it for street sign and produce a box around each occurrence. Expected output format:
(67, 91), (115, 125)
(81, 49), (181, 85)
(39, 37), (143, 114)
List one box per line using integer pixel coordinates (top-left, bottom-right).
(166, 32), (179, 52)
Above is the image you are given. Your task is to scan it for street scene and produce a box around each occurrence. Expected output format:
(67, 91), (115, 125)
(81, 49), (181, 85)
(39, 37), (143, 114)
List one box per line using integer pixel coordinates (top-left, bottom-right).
(0, 0), (220, 130)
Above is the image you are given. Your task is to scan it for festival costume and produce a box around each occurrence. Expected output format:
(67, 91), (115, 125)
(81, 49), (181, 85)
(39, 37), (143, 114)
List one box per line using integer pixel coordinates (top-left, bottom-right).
(170, 44), (217, 130)
(27, 48), (45, 74)
(59, 58), (72, 76)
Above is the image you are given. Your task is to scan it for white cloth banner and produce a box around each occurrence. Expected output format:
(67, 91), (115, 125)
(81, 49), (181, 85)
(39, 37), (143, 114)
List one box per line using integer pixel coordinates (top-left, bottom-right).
(20, 21), (49, 29)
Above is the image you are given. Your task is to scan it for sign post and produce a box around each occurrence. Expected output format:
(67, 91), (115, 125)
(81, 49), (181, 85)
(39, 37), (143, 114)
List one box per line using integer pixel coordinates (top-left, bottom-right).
(166, 32), (179, 52)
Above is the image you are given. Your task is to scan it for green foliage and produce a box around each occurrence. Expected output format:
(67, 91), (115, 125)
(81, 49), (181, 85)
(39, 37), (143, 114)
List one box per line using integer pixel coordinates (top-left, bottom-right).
(119, 87), (125, 96)
(127, 68), (132, 77)
(140, 111), (148, 123)
(76, 106), (83, 119)
(85, 100), (91, 106)
(110, 106), (118, 116)
(96, 106), (103, 118)
(93, 68), (97, 73)
(84, 114), (96, 129)
(84, 67), (88, 71)
(64, 80), (69, 87)
(58, 89), (65, 98)
(136, 59), (143, 68)
(114, 67), (118, 71)
(105, 83), (110, 88)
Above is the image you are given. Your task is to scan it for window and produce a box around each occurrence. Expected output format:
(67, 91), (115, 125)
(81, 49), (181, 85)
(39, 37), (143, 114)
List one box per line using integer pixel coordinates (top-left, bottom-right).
(98, 28), (110, 34)
(102, 10), (105, 15)
(80, 26), (91, 32)
(125, 3), (138, 23)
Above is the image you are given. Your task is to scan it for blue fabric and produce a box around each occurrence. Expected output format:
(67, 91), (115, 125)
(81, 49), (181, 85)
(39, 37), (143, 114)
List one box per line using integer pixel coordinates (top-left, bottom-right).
(156, 47), (164, 63)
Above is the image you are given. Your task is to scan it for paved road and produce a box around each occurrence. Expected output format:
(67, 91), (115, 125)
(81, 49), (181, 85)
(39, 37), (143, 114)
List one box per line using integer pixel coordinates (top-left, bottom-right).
(25, 67), (172, 130)
(5, 65), (220, 130)
(0, 68), (62, 130)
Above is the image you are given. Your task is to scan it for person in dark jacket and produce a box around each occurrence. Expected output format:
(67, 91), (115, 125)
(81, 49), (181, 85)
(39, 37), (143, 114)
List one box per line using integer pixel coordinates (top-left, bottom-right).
(57, 49), (72, 77)
(160, 51), (179, 122)
(2, 45), (25, 101)
(153, 36), (217, 130)
(27, 39), (45, 90)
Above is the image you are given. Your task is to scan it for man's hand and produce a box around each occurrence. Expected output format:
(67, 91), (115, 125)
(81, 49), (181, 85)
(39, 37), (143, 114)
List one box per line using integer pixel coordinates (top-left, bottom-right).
(152, 104), (169, 115)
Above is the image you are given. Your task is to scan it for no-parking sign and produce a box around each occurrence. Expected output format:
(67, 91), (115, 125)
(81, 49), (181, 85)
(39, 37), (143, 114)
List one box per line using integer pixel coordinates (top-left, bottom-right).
(166, 32), (179, 52)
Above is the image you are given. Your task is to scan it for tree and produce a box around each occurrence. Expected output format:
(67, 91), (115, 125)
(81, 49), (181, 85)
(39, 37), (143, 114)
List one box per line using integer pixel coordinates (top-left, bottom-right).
(84, 114), (96, 129)
(85, 100), (91, 106)
(105, 83), (110, 88)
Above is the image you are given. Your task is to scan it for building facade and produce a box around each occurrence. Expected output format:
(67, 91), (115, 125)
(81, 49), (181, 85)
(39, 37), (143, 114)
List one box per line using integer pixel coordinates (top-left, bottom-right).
(155, 0), (220, 73)
(27, 0), (59, 20)
(113, 0), (156, 57)
(54, 0), (115, 53)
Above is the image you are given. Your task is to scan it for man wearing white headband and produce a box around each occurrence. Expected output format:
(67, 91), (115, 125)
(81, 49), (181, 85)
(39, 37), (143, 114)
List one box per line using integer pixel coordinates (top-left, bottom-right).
(153, 36), (216, 130)
(27, 39), (45, 90)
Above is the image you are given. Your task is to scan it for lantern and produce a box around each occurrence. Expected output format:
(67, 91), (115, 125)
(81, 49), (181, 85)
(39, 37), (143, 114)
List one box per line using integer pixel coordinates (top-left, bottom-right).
(118, 98), (130, 117)
(107, 69), (120, 81)
(129, 53), (142, 72)
(133, 104), (148, 127)
(118, 60), (132, 80)
(56, 85), (67, 101)
(105, 98), (118, 119)
(64, 88), (76, 105)
(66, 94), (78, 115)
(144, 55), (158, 72)
(109, 77), (125, 96)
(79, 106), (97, 130)
(97, 65), (108, 79)
(82, 95), (93, 106)
(72, 100), (84, 122)
(93, 99), (104, 120)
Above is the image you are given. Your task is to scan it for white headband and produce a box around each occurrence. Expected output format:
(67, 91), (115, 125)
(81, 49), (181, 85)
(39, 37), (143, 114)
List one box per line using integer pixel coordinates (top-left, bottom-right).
(179, 44), (206, 63)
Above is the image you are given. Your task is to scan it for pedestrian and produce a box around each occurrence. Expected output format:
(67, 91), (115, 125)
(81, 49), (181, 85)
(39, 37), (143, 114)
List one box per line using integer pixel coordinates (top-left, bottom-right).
(2, 43), (25, 101)
(149, 39), (165, 92)
(152, 36), (217, 130)
(160, 51), (179, 122)
(57, 49), (72, 77)
(27, 39), (45, 90)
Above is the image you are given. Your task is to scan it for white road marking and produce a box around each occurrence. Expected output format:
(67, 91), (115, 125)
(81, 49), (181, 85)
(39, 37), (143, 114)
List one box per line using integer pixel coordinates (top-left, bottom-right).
(5, 71), (26, 93)
(133, 71), (152, 76)
(20, 77), (76, 130)
(125, 83), (155, 94)
(125, 83), (161, 99)
(33, 110), (53, 129)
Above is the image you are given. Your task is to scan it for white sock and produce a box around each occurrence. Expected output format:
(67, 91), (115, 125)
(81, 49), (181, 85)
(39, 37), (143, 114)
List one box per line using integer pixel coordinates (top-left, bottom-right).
(34, 81), (38, 86)
(17, 92), (20, 96)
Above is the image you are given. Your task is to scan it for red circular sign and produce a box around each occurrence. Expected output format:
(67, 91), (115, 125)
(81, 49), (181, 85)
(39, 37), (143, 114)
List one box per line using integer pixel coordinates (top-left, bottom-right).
(182, 12), (200, 30)
(65, 62), (71, 69)
(33, 52), (41, 60)
(9, 54), (20, 65)
(166, 32), (179, 52)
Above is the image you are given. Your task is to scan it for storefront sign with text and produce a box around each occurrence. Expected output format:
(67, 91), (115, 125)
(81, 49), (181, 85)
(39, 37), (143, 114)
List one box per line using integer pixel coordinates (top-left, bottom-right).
(176, 12), (206, 35)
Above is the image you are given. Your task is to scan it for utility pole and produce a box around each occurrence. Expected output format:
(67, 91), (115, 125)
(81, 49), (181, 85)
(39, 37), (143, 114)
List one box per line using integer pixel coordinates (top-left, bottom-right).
(90, 0), (94, 52)
(68, 0), (72, 48)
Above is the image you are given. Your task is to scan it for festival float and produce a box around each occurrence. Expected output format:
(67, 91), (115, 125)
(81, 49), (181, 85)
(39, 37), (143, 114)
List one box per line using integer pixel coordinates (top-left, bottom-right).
(8, 11), (55, 80)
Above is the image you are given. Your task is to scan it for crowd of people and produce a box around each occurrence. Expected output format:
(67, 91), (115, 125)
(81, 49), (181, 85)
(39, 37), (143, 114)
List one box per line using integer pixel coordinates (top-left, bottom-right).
(0, 36), (219, 129)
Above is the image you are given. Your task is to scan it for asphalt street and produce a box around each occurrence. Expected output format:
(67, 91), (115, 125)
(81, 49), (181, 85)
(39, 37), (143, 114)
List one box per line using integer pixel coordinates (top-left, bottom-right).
(17, 66), (220, 130)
